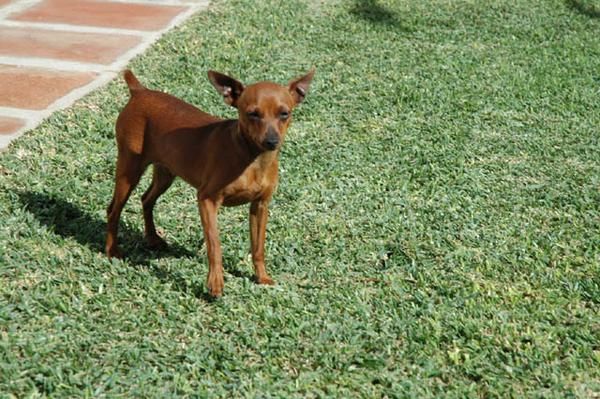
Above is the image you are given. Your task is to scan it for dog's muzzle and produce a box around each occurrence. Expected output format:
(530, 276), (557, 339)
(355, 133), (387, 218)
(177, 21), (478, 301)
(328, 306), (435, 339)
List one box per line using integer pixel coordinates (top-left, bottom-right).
(263, 131), (280, 151)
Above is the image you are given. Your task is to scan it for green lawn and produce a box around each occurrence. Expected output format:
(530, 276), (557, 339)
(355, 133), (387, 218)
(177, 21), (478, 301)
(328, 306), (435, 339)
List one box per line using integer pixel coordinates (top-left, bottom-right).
(1, 0), (599, 397)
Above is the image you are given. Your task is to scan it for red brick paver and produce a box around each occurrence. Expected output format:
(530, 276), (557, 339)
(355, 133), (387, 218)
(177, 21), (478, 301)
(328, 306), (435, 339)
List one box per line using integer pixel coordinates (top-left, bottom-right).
(0, 65), (96, 110)
(11, 0), (188, 31)
(0, 116), (26, 135)
(0, 27), (141, 64)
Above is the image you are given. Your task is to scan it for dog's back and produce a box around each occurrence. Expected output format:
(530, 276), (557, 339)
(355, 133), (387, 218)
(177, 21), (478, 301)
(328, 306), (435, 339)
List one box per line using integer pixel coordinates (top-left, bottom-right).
(115, 70), (220, 156)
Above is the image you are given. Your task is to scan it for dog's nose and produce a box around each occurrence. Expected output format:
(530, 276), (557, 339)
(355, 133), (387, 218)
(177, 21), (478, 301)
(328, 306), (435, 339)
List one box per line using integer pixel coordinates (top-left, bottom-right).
(263, 132), (279, 150)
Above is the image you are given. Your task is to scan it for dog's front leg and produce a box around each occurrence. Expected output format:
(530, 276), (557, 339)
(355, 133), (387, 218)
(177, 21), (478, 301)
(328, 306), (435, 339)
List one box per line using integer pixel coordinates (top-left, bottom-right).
(250, 199), (275, 285)
(198, 195), (224, 297)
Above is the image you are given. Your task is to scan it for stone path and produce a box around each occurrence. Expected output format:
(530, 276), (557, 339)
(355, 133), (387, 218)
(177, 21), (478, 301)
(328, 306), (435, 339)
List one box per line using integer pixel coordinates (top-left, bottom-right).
(0, 0), (209, 150)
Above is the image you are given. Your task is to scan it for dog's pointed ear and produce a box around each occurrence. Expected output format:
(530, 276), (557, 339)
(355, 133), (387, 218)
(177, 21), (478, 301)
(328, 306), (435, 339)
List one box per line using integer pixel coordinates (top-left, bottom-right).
(288, 68), (315, 105)
(208, 71), (245, 108)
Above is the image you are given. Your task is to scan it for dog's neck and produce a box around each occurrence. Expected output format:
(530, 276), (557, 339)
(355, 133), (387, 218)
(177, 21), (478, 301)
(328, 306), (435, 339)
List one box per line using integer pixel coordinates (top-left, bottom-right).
(235, 122), (261, 159)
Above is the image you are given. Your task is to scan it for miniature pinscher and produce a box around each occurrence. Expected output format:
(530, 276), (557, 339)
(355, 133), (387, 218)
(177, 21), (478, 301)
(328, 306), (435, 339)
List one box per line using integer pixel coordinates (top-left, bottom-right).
(105, 68), (314, 297)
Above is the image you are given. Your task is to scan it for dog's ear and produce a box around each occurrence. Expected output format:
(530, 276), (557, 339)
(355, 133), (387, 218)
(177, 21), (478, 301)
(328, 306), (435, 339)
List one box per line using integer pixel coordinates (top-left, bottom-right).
(288, 68), (315, 105)
(208, 71), (245, 108)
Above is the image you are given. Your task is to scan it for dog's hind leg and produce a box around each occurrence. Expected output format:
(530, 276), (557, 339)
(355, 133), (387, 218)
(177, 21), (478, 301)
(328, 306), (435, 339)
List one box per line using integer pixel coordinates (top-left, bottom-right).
(141, 164), (175, 249)
(105, 151), (144, 259)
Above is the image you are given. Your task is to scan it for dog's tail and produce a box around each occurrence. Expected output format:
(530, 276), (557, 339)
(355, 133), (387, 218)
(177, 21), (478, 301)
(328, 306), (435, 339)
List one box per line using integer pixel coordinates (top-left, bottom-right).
(123, 70), (145, 94)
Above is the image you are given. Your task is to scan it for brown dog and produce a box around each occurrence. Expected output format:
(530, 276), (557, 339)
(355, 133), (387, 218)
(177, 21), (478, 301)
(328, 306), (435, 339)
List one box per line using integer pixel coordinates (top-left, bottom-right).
(106, 68), (314, 297)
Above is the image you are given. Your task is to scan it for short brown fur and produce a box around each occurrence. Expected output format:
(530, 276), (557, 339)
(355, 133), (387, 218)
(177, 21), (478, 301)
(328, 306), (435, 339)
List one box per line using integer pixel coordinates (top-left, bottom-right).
(106, 69), (315, 297)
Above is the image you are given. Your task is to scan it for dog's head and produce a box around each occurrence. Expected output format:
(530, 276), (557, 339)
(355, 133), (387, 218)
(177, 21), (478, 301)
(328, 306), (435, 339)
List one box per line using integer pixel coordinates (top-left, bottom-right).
(208, 69), (315, 152)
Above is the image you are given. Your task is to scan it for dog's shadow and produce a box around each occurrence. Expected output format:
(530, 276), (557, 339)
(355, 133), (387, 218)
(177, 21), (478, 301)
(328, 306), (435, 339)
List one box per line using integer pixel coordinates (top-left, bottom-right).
(16, 191), (222, 298)
(17, 190), (196, 260)
(17, 191), (256, 299)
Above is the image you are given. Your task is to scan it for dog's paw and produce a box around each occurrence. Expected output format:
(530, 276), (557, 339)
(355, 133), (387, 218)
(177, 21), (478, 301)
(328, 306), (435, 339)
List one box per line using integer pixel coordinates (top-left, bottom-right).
(207, 273), (224, 298)
(106, 246), (123, 260)
(146, 234), (168, 251)
(256, 275), (275, 285)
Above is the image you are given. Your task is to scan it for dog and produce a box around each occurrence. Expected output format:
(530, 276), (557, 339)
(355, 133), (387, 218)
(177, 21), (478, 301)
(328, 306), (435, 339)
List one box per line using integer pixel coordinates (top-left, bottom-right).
(105, 68), (314, 297)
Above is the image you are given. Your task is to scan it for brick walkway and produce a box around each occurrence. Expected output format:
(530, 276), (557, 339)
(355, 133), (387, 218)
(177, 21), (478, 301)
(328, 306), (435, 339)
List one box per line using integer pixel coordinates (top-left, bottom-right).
(0, 0), (209, 150)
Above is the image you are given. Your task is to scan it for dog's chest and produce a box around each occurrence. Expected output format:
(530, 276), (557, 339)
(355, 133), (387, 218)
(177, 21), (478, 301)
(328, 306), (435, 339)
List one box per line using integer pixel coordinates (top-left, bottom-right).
(221, 158), (277, 206)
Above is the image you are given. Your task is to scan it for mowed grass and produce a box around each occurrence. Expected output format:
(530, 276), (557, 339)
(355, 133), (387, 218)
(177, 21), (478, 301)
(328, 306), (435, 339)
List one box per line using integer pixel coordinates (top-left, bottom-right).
(1, 0), (599, 396)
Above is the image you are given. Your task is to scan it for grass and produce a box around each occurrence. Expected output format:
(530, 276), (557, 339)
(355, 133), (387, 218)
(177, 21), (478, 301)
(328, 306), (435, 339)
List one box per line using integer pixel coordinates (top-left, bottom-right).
(1, 0), (599, 396)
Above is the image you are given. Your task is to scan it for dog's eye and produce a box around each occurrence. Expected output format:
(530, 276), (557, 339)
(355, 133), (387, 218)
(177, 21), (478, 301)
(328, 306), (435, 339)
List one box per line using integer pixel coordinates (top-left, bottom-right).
(279, 111), (290, 120)
(247, 111), (261, 120)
